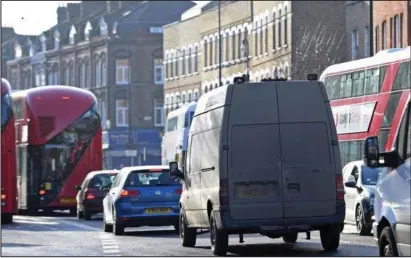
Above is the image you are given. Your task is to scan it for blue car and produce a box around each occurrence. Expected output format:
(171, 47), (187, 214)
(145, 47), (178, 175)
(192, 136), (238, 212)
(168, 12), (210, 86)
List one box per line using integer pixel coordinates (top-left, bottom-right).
(102, 166), (182, 235)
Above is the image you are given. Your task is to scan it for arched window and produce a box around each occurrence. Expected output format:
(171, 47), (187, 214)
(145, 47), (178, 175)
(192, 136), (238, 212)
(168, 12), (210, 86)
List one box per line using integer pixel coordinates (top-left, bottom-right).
(170, 53), (174, 78)
(254, 21), (258, 56)
(188, 48), (192, 74)
(272, 12), (276, 50)
(225, 32), (230, 62)
(259, 18), (263, 55)
(182, 49), (186, 75)
(194, 46), (199, 73)
(265, 16), (269, 53)
(284, 7), (288, 45)
(278, 9), (282, 47)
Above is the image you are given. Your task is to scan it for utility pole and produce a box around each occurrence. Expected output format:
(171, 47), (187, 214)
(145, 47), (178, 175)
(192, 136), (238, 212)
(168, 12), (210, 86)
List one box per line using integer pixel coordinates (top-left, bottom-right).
(369, 0), (374, 56)
(218, 0), (222, 86)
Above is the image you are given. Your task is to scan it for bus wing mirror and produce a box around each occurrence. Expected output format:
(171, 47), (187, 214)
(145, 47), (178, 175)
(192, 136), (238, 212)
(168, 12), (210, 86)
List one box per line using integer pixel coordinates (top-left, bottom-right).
(363, 136), (380, 168)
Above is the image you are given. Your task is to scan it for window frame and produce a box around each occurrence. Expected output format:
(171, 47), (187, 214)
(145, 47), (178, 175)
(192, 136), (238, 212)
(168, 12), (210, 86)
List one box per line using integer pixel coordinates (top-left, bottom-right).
(154, 58), (164, 85)
(115, 99), (129, 127)
(154, 100), (164, 127)
(115, 59), (130, 85)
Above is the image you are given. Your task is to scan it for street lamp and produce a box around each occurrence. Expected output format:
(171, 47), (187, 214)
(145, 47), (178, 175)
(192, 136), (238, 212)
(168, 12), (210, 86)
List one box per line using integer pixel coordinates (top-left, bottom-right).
(241, 39), (250, 82)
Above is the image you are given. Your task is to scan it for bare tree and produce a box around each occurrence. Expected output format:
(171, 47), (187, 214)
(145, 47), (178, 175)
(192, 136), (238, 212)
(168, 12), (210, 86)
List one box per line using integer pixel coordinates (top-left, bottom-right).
(288, 21), (346, 80)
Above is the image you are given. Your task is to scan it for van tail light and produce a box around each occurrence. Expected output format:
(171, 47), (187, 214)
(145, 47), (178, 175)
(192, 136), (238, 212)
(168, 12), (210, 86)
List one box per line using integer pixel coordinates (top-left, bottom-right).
(85, 191), (96, 200)
(175, 188), (183, 195)
(120, 189), (140, 197)
(1, 193), (6, 200)
(219, 179), (229, 205)
(336, 175), (344, 200)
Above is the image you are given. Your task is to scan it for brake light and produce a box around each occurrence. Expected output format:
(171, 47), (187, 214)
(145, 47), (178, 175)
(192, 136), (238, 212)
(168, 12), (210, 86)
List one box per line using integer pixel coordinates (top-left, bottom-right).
(86, 192), (96, 200)
(120, 189), (140, 197)
(336, 175), (344, 200)
(1, 194), (6, 200)
(175, 188), (183, 195)
(39, 190), (46, 195)
(219, 179), (229, 205)
(149, 168), (163, 172)
(61, 96), (70, 100)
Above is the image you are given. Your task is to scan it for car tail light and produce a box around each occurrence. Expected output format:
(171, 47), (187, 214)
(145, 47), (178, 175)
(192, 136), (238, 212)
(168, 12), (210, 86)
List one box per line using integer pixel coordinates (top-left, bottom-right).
(39, 190), (46, 195)
(175, 188), (183, 195)
(86, 192), (96, 200)
(219, 179), (229, 205)
(336, 175), (344, 200)
(1, 194), (6, 200)
(120, 189), (140, 197)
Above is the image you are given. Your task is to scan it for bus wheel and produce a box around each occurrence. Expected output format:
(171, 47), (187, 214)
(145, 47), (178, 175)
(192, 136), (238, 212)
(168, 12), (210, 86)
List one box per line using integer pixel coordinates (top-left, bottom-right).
(69, 208), (76, 216)
(1, 215), (13, 224)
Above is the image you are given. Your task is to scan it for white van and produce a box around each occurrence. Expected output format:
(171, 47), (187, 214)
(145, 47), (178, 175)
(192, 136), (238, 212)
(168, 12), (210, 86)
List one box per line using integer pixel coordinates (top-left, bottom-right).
(170, 77), (345, 256)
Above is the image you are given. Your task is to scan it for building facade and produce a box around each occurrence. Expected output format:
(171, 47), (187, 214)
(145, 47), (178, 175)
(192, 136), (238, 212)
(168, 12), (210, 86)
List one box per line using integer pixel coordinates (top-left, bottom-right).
(4, 1), (194, 169)
(373, 0), (410, 53)
(163, 1), (347, 118)
(345, 1), (371, 60)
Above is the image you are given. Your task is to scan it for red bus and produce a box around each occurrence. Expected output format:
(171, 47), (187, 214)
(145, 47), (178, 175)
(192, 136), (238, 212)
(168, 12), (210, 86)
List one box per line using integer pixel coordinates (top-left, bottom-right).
(320, 46), (410, 166)
(1, 78), (17, 223)
(11, 86), (102, 215)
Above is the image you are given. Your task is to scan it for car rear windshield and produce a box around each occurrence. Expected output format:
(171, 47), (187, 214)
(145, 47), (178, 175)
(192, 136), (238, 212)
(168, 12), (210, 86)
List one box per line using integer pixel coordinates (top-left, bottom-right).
(88, 173), (117, 188)
(125, 169), (181, 187)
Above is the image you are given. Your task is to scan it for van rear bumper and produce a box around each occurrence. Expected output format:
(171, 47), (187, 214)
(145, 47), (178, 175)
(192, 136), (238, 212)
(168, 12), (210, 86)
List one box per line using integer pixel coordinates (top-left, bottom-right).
(213, 204), (345, 234)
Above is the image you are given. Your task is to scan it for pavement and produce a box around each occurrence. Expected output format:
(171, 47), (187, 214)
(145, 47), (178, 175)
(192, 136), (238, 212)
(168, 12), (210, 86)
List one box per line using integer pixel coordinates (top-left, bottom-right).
(2, 212), (378, 256)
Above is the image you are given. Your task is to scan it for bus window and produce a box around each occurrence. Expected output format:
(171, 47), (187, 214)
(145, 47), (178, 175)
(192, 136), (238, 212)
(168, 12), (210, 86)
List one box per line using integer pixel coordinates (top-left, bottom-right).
(184, 111), (195, 128)
(340, 74), (353, 98)
(392, 61), (410, 91)
(324, 76), (340, 100)
(364, 68), (380, 95)
(352, 71), (365, 97)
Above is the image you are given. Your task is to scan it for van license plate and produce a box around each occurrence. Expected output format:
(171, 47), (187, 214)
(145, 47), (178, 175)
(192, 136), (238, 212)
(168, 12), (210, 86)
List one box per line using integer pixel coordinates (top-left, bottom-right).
(236, 182), (278, 198)
(145, 208), (171, 214)
(60, 198), (76, 204)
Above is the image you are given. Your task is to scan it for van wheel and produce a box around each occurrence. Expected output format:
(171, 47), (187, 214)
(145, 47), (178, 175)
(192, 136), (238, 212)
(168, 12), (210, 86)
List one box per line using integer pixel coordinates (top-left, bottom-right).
(356, 206), (371, 235)
(180, 209), (196, 247)
(83, 209), (91, 221)
(210, 210), (228, 256)
(103, 219), (113, 233)
(379, 226), (399, 256)
(320, 224), (340, 251)
(282, 233), (298, 243)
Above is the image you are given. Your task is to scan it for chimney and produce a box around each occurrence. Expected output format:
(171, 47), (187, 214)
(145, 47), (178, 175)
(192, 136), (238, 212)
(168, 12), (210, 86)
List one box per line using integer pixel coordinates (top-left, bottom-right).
(66, 3), (81, 21)
(57, 6), (67, 24)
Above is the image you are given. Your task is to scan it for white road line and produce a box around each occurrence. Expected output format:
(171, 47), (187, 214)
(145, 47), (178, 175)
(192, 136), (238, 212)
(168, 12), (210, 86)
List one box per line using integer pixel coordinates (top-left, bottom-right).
(99, 233), (121, 256)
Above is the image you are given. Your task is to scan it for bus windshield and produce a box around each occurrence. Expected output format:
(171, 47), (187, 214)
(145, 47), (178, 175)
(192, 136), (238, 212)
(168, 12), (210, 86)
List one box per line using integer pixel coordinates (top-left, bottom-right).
(1, 93), (12, 132)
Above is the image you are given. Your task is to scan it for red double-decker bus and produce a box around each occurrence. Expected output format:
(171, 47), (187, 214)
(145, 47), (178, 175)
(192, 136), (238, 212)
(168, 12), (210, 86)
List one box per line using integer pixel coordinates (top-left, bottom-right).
(320, 46), (410, 166)
(11, 86), (102, 215)
(1, 78), (17, 223)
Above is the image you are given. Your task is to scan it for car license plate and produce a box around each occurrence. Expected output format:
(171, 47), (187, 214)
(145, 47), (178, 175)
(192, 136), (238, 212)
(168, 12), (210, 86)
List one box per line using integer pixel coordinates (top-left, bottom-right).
(145, 208), (171, 214)
(60, 198), (76, 204)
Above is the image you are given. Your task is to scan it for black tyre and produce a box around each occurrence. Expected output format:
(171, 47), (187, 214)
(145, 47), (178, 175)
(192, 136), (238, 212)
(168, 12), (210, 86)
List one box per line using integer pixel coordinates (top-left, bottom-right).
(112, 209), (124, 236)
(379, 226), (399, 256)
(282, 233), (298, 243)
(340, 222), (344, 233)
(1, 214), (13, 224)
(83, 209), (92, 221)
(103, 219), (113, 233)
(210, 210), (228, 256)
(77, 209), (84, 219)
(69, 208), (76, 216)
(180, 208), (196, 247)
(356, 206), (372, 236)
(173, 222), (180, 234)
(320, 224), (340, 251)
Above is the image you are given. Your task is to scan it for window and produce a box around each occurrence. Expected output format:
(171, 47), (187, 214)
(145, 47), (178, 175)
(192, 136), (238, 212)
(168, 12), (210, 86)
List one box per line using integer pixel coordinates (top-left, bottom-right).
(379, 92), (402, 150)
(101, 60), (106, 86)
(375, 26), (380, 53)
(85, 62), (90, 88)
(194, 46), (199, 73)
(243, 28), (248, 58)
(189, 134), (203, 173)
(194, 90), (199, 101)
(154, 58), (163, 84)
(154, 99), (164, 127)
(78, 64), (84, 88)
(395, 104), (410, 160)
(165, 56), (169, 79)
(182, 49), (186, 75)
(339, 140), (364, 166)
(204, 40), (208, 67)
(95, 60), (101, 87)
(265, 16), (269, 52)
(48, 72), (53, 85)
(100, 18), (108, 36)
(62, 68), (67, 85)
(182, 93), (186, 104)
(394, 14), (402, 48)
(393, 61), (410, 90)
(188, 48), (192, 74)
(225, 32), (230, 62)
(166, 117), (178, 132)
(175, 52), (179, 77)
(115, 100), (128, 127)
(278, 9), (282, 47)
(339, 74), (353, 98)
(99, 99), (107, 130)
(284, 7), (288, 45)
(352, 71), (365, 96)
(238, 30), (242, 59)
(116, 59), (129, 84)
(170, 53), (174, 78)
(233, 32), (237, 60)
(209, 40), (213, 66)
(364, 27), (370, 57)
(15, 45), (22, 58)
(187, 91), (192, 102)
(215, 37), (218, 65)
(364, 67), (385, 95)
(254, 21), (258, 56)
(382, 21), (387, 50)
(259, 21), (263, 55)
(68, 65), (73, 86)
(272, 12), (276, 50)
(351, 29), (359, 60)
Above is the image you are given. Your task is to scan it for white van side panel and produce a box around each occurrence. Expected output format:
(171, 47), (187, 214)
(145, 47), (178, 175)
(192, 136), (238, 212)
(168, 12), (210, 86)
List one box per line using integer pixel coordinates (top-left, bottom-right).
(276, 82), (337, 218)
(227, 83), (284, 220)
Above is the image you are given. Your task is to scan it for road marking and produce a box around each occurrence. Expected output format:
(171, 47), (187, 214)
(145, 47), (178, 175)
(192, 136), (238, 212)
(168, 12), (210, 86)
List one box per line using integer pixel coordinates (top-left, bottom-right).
(99, 233), (121, 256)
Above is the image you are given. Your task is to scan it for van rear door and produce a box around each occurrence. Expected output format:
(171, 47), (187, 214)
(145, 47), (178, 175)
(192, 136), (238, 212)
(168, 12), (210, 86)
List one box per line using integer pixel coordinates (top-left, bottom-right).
(276, 81), (337, 218)
(227, 83), (283, 220)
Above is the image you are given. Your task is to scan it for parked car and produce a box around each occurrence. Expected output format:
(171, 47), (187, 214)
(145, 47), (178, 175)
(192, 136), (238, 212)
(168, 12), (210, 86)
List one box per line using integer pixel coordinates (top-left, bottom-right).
(363, 102), (410, 256)
(75, 170), (118, 220)
(342, 160), (382, 235)
(102, 166), (182, 235)
(169, 77), (345, 256)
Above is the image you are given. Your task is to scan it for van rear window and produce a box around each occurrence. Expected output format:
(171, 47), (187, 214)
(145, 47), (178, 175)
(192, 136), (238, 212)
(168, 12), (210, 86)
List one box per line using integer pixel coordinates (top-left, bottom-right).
(125, 170), (181, 187)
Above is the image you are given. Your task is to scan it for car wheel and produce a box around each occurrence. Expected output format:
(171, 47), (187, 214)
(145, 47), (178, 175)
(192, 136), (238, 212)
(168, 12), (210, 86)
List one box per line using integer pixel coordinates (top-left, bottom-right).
(69, 208), (76, 216)
(379, 226), (399, 256)
(103, 218), (113, 233)
(77, 209), (84, 219)
(180, 208), (196, 247)
(282, 233), (298, 243)
(112, 209), (124, 236)
(320, 224), (340, 251)
(83, 209), (92, 221)
(209, 210), (228, 256)
(356, 206), (371, 236)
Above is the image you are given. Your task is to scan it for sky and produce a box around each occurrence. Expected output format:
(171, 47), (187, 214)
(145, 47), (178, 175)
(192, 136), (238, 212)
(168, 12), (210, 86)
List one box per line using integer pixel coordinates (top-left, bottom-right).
(1, 1), (202, 35)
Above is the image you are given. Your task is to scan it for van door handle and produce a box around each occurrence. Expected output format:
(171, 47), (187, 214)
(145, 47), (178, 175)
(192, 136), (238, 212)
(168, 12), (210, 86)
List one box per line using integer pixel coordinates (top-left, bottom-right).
(201, 166), (215, 172)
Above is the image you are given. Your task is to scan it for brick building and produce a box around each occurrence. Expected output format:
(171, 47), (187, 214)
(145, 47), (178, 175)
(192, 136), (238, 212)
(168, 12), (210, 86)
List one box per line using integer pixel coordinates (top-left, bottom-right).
(345, 1), (371, 60)
(373, 0), (410, 53)
(163, 1), (347, 118)
(4, 1), (194, 169)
